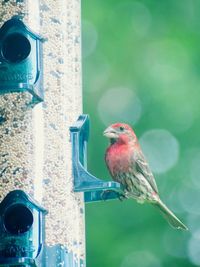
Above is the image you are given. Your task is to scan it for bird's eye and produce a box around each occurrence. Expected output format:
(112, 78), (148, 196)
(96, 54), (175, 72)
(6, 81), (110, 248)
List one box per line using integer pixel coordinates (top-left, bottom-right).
(119, 126), (124, 131)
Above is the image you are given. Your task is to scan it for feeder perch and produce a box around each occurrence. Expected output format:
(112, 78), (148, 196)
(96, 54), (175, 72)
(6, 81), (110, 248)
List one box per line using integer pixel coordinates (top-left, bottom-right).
(0, 17), (44, 105)
(0, 190), (47, 267)
(70, 114), (124, 202)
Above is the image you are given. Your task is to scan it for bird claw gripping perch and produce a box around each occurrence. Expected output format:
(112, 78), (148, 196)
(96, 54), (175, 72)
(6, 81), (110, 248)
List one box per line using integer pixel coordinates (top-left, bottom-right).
(101, 190), (127, 202)
(70, 114), (124, 202)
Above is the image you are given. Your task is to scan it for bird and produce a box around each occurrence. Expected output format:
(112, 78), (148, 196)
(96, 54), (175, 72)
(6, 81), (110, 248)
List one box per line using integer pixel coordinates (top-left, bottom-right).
(104, 123), (188, 230)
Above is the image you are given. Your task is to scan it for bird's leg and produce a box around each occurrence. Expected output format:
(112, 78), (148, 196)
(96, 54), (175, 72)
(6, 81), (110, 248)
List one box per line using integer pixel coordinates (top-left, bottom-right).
(101, 190), (114, 201)
(118, 192), (127, 201)
(101, 190), (126, 201)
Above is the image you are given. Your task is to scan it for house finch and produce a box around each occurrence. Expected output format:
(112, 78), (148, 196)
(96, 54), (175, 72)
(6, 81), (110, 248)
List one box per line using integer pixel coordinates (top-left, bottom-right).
(104, 123), (188, 230)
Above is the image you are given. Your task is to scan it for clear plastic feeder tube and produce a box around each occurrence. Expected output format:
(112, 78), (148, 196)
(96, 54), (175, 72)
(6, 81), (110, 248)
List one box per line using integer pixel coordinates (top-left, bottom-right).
(0, 0), (42, 206)
(0, 2), (40, 32)
(0, 0), (84, 265)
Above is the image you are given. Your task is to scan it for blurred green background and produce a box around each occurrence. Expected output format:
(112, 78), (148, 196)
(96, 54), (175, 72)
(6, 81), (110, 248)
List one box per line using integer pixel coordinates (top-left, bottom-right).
(82, 1), (200, 266)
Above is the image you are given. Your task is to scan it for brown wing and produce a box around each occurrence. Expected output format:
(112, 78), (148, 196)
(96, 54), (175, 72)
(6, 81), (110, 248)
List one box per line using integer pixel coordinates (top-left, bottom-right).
(134, 150), (159, 193)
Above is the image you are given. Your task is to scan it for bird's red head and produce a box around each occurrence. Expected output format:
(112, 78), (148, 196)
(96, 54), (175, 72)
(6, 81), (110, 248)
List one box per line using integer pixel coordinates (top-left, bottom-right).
(103, 123), (137, 144)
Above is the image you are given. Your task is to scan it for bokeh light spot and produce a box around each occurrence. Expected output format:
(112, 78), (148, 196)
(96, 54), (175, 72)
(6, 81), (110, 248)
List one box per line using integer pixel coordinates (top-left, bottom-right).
(188, 232), (200, 266)
(98, 87), (142, 126)
(82, 20), (98, 58)
(165, 101), (195, 133)
(131, 2), (152, 37)
(139, 129), (179, 174)
(121, 251), (161, 267)
(187, 214), (200, 236)
(112, 1), (152, 38)
(178, 186), (200, 215)
(143, 40), (190, 84)
(163, 228), (188, 258)
(189, 149), (200, 189)
(83, 54), (111, 92)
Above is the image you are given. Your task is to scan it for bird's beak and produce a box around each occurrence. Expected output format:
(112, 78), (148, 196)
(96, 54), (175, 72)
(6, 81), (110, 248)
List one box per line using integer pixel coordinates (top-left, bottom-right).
(103, 126), (118, 139)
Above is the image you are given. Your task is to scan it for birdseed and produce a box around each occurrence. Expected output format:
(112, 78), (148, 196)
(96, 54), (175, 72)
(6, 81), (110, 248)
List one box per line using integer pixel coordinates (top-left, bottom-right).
(0, 0), (84, 263)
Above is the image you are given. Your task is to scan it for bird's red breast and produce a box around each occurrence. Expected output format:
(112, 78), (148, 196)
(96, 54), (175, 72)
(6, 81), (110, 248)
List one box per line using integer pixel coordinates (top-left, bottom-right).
(105, 141), (135, 177)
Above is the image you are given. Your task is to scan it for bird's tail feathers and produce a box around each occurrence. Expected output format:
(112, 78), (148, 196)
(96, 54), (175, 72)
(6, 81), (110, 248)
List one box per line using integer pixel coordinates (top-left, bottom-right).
(152, 199), (188, 231)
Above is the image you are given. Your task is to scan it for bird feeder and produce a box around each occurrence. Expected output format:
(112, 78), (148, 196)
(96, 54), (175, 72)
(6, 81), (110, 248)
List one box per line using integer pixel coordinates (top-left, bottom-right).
(0, 0), (84, 266)
(0, 190), (47, 266)
(0, 17), (44, 105)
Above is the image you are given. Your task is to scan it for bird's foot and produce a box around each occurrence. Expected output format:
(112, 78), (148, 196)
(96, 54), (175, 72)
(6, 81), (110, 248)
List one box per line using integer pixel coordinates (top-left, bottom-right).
(117, 193), (127, 201)
(101, 190), (126, 201)
(101, 190), (114, 201)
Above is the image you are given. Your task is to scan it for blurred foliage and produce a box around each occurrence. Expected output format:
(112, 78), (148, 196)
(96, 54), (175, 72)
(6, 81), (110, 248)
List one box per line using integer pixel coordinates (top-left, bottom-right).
(82, 0), (200, 266)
